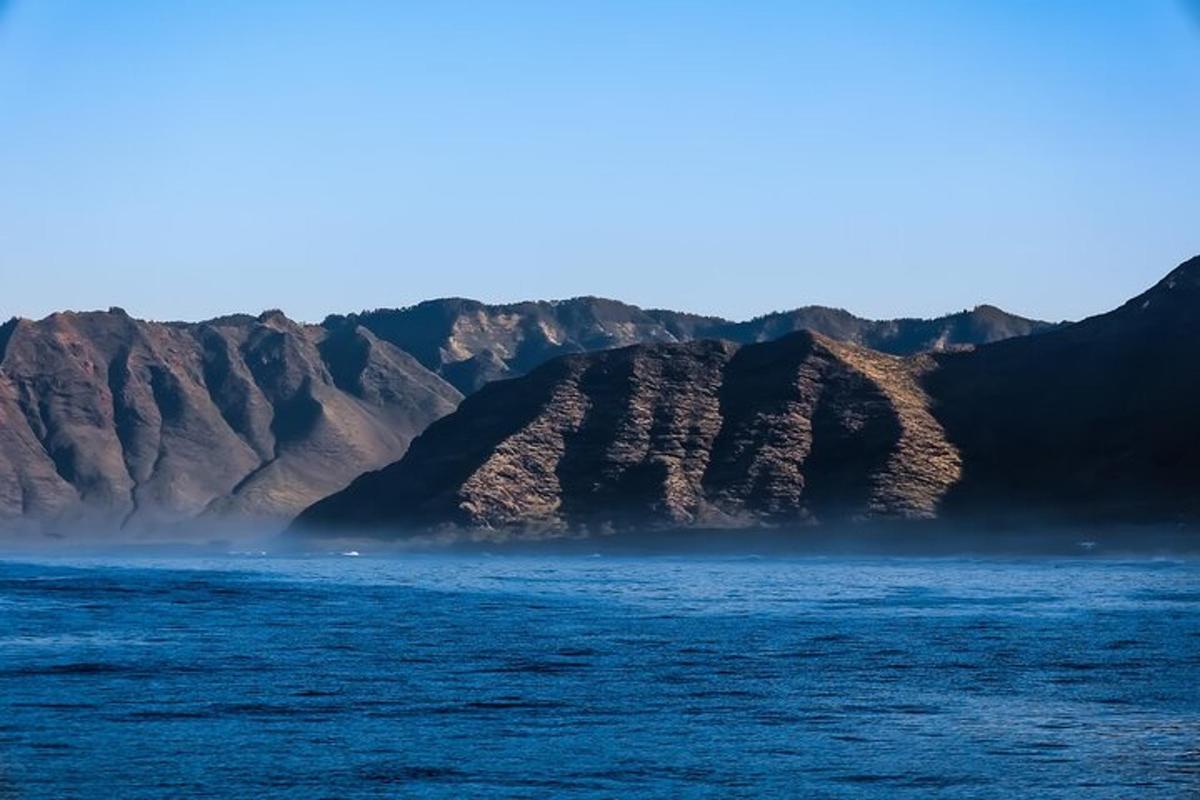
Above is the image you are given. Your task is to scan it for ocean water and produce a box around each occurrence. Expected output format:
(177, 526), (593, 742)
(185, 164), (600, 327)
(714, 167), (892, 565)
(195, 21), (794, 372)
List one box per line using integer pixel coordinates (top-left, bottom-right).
(0, 555), (1196, 799)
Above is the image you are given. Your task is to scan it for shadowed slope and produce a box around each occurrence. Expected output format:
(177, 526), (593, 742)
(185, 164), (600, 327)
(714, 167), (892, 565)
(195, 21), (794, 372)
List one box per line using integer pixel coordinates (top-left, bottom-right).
(925, 255), (1200, 523)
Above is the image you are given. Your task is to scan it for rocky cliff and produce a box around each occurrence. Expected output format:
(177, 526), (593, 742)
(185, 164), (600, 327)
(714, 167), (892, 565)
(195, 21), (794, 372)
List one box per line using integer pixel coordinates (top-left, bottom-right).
(295, 332), (962, 534)
(328, 297), (1055, 393)
(0, 310), (461, 532)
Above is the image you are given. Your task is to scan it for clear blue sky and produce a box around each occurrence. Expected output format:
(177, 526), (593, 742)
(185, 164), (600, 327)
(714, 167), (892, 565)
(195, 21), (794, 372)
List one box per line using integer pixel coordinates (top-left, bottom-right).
(1, 1), (1198, 323)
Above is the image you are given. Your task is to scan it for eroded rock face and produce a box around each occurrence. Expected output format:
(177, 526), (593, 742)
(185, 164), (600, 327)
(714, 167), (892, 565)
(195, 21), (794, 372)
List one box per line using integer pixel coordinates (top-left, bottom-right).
(0, 310), (461, 532)
(329, 297), (1055, 394)
(295, 332), (962, 534)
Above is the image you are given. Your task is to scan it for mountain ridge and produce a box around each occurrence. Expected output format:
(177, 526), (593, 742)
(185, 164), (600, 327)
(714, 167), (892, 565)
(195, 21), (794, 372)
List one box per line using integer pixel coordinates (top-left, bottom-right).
(0, 286), (1100, 538)
(326, 296), (1058, 393)
(295, 256), (1200, 539)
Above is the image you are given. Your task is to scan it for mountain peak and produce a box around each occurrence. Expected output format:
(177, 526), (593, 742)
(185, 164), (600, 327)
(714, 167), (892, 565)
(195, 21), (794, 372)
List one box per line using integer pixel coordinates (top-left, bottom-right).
(257, 309), (293, 327)
(1159, 254), (1200, 291)
(0, 317), (19, 365)
(1105, 254), (1200, 323)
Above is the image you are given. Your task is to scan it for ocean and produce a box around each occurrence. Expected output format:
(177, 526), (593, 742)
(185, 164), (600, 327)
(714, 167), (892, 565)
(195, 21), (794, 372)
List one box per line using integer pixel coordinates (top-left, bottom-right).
(0, 554), (1196, 798)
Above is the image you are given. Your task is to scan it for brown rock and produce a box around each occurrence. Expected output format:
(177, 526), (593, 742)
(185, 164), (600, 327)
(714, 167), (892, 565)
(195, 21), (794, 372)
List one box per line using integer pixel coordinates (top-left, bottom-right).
(0, 310), (461, 533)
(295, 332), (962, 534)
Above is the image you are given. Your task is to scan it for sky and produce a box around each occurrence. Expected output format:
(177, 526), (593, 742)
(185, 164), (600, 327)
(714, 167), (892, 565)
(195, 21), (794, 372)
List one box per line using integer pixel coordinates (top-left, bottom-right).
(1, 1), (1198, 324)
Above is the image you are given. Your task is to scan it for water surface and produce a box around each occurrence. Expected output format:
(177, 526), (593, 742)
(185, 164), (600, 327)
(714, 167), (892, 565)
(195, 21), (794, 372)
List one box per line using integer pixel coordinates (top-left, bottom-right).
(0, 555), (1197, 798)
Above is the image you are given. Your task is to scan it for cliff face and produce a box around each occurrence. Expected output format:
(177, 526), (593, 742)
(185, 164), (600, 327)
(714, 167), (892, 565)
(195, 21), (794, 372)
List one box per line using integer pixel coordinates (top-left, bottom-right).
(295, 256), (1200, 538)
(295, 332), (962, 533)
(330, 297), (1054, 394)
(0, 310), (461, 531)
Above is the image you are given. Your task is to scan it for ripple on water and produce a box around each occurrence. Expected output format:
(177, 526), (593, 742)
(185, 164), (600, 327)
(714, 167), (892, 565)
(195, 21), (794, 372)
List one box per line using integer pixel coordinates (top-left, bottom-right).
(0, 555), (1195, 799)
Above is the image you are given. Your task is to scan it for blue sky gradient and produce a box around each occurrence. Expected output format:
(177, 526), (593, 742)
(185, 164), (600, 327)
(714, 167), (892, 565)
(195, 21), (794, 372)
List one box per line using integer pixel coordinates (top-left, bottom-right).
(1, 1), (1198, 322)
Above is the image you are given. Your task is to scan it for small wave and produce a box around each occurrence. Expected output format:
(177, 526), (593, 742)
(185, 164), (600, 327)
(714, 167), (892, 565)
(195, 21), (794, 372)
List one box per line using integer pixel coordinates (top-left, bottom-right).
(0, 661), (128, 677)
(357, 764), (466, 784)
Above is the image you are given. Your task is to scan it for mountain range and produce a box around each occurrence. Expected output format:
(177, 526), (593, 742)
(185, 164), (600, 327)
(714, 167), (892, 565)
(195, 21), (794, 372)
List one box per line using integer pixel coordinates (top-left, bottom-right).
(7, 260), (1196, 545)
(0, 296), (1051, 536)
(330, 299), (1056, 394)
(296, 256), (1200, 539)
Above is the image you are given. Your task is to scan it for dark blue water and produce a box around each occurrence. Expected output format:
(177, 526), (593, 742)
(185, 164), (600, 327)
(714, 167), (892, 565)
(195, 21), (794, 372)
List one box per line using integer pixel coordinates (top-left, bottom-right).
(0, 555), (1197, 798)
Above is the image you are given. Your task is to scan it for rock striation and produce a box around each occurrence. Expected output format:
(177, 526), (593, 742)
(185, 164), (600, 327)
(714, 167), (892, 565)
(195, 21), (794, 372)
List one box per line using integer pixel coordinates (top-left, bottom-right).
(295, 332), (962, 534)
(0, 310), (461, 532)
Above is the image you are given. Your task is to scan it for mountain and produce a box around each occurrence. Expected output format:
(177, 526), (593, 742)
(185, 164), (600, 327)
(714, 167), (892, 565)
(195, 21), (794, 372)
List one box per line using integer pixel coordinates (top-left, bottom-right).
(0, 291), (1049, 539)
(325, 298), (687, 395)
(294, 257), (1200, 538)
(654, 303), (1056, 353)
(295, 332), (962, 534)
(0, 309), (461, 533)
(923, 255), (1200, 523)
(327, 298), (1055, 394)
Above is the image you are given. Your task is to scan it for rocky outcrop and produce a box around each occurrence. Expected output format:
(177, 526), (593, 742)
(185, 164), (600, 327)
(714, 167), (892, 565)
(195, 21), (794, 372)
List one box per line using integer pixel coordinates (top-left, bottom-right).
(294, 332), (962, 534)
(328, 297), (1055, 394)
(0, 310), (461, 532)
